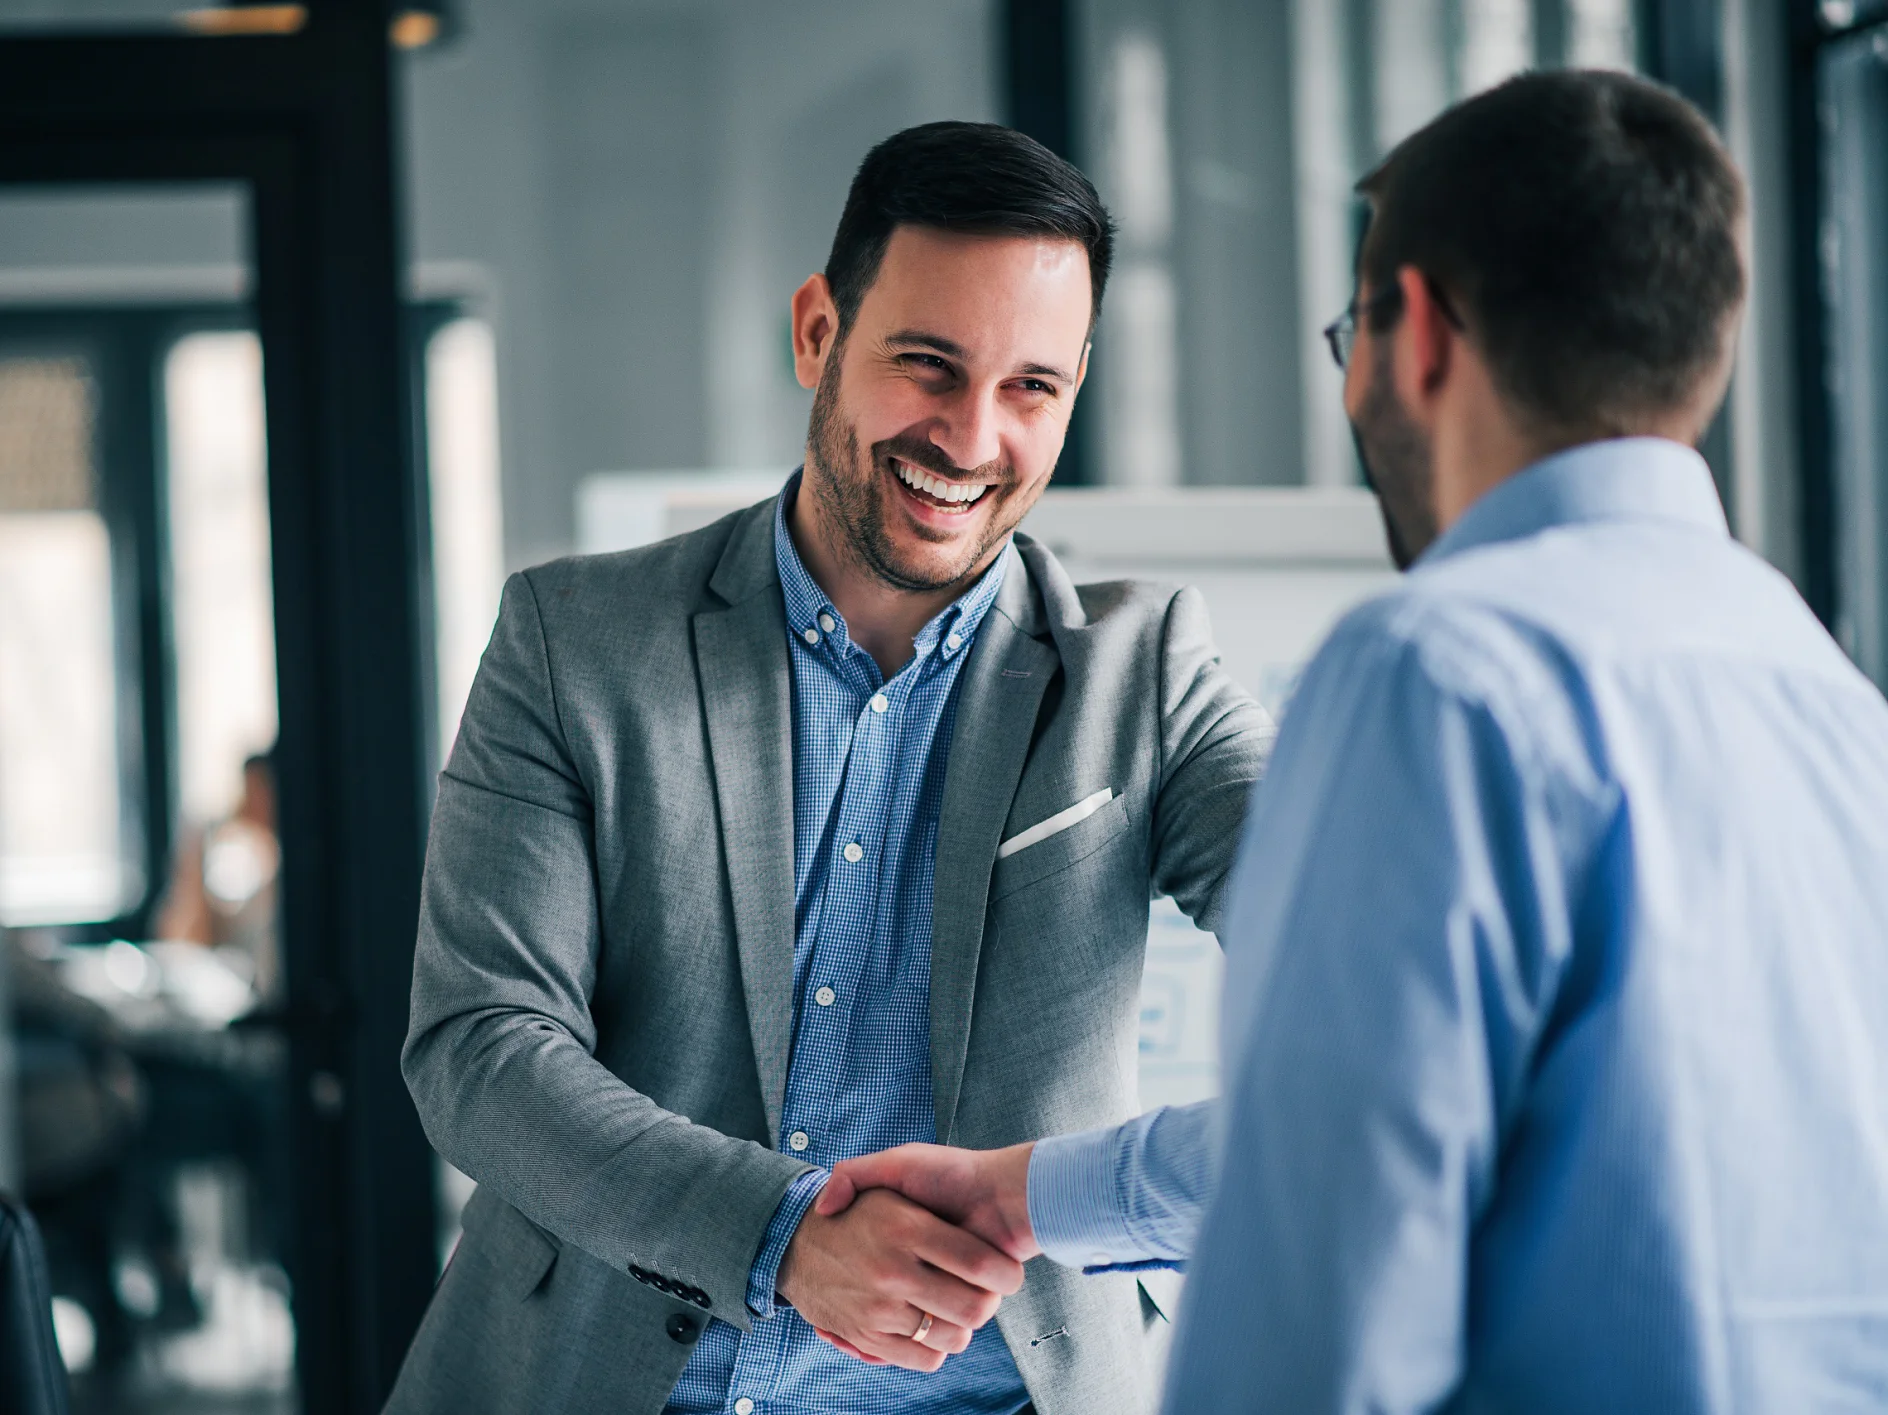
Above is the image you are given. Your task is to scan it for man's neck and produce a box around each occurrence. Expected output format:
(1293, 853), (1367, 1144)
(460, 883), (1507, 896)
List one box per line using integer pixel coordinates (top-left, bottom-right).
(788, 485), (987, 678)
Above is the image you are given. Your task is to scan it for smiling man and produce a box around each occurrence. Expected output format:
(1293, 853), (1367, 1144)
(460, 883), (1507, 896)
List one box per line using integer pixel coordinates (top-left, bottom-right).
(385, 122), (1272, 1415)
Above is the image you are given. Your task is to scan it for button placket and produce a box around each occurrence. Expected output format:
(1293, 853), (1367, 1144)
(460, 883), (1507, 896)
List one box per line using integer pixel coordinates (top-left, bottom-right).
(784, 704), (895, 1162)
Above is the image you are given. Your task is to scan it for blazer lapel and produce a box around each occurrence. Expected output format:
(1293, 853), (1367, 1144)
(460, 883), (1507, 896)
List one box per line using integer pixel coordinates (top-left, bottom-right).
(694, 506), (797, 1147)
(931, 562), (1055, 1144)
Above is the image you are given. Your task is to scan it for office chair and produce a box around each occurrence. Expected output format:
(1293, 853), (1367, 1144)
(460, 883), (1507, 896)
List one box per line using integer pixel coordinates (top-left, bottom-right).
(0, 1191), (70, 1415)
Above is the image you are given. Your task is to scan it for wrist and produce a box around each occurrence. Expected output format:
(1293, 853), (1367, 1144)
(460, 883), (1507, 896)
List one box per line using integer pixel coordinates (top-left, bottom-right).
(991, 1142), (1040, 1261)
(753, 1168), (828, 1319)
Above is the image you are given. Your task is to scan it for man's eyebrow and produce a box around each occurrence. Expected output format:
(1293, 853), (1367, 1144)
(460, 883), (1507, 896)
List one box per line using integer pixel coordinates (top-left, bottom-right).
(1018, 360), (1075, 382)
(883, 329), (968, 360)
(883, 330), (1074, 384)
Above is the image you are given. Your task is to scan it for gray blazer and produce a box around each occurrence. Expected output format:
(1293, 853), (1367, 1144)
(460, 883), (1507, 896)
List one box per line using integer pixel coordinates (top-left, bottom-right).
(386, 495), (1272, 1415)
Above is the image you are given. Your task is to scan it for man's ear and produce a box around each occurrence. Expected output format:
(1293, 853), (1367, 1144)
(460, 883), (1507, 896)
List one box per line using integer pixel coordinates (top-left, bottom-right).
(792, 273), (841, 391)
(1393, 263), (1455, 415)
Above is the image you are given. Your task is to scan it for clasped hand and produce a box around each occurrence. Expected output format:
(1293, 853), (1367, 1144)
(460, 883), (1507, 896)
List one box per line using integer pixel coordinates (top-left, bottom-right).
(777, 1142), (1037, 1373)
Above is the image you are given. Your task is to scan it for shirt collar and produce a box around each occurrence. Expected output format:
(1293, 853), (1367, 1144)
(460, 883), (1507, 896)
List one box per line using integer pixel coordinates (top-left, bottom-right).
(772, 469), (1010, 665)
(1420, 436), (1729, 568)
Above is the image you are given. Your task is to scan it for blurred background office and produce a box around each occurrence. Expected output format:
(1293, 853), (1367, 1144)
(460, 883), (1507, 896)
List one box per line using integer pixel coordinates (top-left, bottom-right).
(0, 0), (1882, 1410)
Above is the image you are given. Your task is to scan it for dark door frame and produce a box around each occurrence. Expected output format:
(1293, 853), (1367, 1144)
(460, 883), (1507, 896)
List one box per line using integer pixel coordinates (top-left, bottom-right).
(1002, 0), (1095, 486)
(0, 9), (437, 1411)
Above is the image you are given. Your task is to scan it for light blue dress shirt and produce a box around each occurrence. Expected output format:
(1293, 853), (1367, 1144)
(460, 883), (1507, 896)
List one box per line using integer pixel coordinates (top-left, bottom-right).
(1029, 438), (1888, 1412)
(668, 477), (1029, 1415)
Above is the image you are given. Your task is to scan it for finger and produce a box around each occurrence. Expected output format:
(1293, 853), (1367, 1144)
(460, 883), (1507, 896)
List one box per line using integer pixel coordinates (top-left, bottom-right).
(813, 1327), (885, 1365)
(850, 1330), (948, 1374)
(894, 1265), (1008, 1331)
(813, 1171), (858, 1217)
(912, 1313), (974, 1356)
(910, 1214), (1026, 1297)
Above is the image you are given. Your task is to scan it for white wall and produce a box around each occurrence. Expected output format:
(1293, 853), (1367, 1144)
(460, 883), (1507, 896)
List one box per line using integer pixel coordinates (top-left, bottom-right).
(401, 0), (998, 570)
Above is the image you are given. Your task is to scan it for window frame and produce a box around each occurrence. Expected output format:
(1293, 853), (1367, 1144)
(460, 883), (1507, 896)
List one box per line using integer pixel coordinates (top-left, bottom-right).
(0, 299), (460, 938)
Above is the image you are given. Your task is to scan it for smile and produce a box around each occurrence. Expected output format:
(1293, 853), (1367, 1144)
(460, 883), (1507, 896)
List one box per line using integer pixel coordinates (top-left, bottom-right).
(893, 458), (991, 509)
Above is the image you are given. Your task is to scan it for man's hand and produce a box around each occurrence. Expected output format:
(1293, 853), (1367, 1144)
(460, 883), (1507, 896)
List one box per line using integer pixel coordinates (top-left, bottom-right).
(813, 1142), (1039, 1263)
(777, 1187), (1024, 1372)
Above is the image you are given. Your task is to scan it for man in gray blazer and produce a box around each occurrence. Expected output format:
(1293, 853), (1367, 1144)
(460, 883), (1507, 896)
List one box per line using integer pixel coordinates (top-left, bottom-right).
(387, 121), (1270, 1415)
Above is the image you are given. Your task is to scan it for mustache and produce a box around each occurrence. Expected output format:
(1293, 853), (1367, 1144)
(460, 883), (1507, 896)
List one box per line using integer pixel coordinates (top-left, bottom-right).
(875, 433), (1008, 487)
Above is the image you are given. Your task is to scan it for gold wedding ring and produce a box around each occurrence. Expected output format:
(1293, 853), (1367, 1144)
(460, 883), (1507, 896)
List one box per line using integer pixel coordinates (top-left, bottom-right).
(912, 1310), (935, 1342)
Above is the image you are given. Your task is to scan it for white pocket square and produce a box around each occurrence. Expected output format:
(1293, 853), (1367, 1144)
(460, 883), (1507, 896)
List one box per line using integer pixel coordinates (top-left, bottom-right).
(997, 788), (1115, 860)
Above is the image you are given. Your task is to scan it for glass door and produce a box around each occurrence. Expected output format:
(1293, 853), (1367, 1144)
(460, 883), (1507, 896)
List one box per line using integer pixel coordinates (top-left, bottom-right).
(0, 183), (296, 1414)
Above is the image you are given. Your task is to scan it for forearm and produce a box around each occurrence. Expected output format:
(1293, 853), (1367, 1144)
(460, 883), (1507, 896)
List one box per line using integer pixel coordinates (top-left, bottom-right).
(405, 1003), (811, 1321)
(1026, 1099), (1218, 1270)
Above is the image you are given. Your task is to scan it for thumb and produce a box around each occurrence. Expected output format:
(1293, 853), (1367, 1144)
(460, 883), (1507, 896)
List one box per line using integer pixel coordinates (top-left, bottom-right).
(815, 1147), (918, 1216)
(812, 1170), (858, 1217)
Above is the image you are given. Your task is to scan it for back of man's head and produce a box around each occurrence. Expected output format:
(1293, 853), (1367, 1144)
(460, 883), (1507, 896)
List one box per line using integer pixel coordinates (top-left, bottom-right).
(1358, 70), (1746, 444)
(825, 121), (1115, 339)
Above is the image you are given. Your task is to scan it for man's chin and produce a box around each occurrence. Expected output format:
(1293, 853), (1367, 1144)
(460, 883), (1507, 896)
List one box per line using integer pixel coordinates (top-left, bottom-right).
(865, 544), (988, 595)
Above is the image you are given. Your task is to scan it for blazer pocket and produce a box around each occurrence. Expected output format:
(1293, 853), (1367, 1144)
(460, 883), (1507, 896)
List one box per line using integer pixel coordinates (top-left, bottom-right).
(463, 1188), (560, 1301)
(990, 791), (1131, 901)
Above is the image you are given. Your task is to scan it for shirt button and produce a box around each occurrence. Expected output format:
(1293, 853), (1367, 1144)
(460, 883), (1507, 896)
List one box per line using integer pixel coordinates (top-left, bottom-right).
(945, 632), (962, 652)
(788, 1130), (810, 1152)
(869, 693), (888, 713)
(814, 985), (836, 1007)
(735, 1401), (755, 1415)
(818, 613), (836, 633)
(801, 627), (819, 645)
(842, 842), (864, 863)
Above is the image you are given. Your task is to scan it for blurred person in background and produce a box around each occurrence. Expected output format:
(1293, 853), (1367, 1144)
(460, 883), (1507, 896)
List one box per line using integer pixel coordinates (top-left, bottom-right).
(389, 121), (1272, 1415)
(156, 749), (281, 1007)
(815, 70), (1888, 1414)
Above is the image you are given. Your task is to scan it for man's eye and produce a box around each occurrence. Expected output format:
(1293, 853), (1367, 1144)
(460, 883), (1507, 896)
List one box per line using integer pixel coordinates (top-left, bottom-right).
(904, 354), (951, 373)
(1017, 379), (1057, 396)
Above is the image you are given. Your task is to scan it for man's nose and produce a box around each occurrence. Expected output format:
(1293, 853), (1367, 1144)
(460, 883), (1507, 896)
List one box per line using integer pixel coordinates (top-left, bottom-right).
(928, 387), (1005, 473)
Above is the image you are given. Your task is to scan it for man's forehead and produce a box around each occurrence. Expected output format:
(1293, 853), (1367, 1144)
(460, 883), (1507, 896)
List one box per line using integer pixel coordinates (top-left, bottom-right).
(862, 225), (1092, 354)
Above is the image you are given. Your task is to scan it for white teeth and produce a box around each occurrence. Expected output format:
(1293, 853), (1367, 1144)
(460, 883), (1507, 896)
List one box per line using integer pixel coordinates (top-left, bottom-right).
(895, 459), (989, 506)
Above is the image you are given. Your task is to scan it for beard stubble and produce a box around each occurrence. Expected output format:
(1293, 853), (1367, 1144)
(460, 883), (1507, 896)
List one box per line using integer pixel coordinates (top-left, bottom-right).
(803, 345), (1028, 594)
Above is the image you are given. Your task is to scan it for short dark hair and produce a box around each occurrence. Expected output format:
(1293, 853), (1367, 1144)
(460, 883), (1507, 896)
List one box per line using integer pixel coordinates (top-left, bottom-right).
(1357, 70), (1746, 439)
(825, 121), (1115, 338)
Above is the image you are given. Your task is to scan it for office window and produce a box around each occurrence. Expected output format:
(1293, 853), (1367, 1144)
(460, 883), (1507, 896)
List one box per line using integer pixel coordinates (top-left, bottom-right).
(0, 353), (137, 924)
(165, 330), (277, 828)
(425, 315), (505, 760)
(1822, 24), (1888, 685)
(1077, 0), (1638, 490)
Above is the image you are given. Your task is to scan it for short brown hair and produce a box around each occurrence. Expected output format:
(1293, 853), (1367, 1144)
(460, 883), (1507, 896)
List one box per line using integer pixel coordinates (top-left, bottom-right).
(1358, 70), (1746, 439)
(826, 121), (1115, 338)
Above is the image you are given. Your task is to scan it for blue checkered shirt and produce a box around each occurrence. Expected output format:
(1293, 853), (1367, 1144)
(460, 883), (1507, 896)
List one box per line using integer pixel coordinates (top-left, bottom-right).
(665, 478), (1030, 1415)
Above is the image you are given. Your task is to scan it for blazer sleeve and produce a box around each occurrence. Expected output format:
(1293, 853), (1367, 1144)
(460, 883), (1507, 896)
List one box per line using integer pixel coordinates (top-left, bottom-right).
(1150, 585), (1276, 935)
(402, 570), (809, 1329)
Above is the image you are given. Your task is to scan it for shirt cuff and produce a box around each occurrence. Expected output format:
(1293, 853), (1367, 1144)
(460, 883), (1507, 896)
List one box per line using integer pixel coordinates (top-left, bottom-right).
(746, 1167), (829, 1321)
(1027, 1124), (1148, 1271)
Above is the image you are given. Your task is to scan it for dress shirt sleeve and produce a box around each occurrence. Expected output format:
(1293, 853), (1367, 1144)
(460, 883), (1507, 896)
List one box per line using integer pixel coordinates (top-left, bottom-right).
(747, 1167), (830, 1320)
(1161, 602), (1603, 1415)
(1026, 1101), (1217, 1272)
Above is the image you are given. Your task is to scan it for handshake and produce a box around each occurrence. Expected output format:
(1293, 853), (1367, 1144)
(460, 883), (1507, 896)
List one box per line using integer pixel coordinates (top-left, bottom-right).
(775, 1141), (1039, 1373)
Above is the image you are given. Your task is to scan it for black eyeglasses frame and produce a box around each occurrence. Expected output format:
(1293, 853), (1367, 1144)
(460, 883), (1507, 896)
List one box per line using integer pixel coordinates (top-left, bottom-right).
(1322, 278), (1464, 371)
